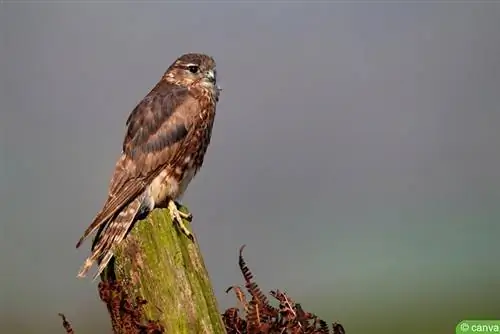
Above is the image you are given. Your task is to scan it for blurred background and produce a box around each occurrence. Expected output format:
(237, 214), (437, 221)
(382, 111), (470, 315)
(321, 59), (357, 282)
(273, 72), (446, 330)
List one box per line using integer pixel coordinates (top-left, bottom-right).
(1, 2), (500, 334)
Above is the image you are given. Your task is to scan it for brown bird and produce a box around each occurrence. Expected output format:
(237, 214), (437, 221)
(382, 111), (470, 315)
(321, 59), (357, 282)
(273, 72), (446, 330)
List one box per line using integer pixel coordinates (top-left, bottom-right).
(76, 53), (221, 280)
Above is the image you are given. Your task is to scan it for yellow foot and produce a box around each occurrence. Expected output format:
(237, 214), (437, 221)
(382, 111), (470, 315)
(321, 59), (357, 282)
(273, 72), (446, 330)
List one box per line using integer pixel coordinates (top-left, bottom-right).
(168, 200), (194, 241)
(174, 201), (193, 222)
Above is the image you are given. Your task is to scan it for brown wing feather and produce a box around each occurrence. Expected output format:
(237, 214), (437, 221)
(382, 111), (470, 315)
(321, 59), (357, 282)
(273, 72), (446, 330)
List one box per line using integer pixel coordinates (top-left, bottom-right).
(76, 83), (198, 248)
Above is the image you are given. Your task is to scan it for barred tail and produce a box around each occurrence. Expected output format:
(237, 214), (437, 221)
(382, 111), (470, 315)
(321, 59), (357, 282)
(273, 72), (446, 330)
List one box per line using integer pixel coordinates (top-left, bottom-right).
(77, 199), (142, 280)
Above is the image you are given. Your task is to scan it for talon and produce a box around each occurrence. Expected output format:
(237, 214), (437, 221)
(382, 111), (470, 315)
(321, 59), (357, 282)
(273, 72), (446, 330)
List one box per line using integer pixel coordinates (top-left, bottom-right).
(168, 200), (195, 241)
(181, 211), (193, 222)
(174, 201), (193, 222)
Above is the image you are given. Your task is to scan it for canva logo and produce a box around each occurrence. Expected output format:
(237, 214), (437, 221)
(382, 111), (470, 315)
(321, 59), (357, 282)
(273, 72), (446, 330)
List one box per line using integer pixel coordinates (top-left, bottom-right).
(457, 321), (500, 333)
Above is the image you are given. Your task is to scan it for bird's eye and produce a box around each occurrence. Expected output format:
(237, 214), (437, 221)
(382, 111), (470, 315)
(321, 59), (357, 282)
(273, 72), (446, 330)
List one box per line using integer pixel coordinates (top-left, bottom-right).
(187, 65), (199, 74)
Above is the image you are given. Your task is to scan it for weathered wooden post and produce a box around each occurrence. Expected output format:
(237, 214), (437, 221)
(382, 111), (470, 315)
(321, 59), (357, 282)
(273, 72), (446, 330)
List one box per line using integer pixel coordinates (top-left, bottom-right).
(100, 206), (226, 334)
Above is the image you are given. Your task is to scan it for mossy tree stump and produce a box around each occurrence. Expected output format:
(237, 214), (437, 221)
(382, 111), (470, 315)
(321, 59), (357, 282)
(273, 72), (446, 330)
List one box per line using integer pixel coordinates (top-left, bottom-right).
(100, 206), (226, 334)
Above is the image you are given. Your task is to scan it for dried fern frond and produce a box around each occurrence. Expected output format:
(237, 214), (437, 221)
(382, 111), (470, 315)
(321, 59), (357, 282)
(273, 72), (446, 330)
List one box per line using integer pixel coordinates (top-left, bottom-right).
(239, 245), (276, 315)
(226, 285), (249, 313)
(223, 245), (346, 334)
(58, 313), (74, 334)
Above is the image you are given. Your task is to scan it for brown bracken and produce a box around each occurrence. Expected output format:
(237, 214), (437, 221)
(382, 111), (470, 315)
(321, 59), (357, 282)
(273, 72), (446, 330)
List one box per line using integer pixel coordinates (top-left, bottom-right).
(60, 245), (345, 334)
(223, 245), (346, 334)
(58, 281), (164, 334)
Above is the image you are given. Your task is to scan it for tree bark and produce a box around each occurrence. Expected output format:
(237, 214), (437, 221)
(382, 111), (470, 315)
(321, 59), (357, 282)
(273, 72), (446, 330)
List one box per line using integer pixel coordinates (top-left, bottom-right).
(101, 206), (226, 334)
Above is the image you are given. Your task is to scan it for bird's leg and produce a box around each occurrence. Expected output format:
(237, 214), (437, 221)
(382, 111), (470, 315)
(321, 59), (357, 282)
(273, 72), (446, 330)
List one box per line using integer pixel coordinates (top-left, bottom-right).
(174, 200), (193, 222)
(168, 200), (194, 241)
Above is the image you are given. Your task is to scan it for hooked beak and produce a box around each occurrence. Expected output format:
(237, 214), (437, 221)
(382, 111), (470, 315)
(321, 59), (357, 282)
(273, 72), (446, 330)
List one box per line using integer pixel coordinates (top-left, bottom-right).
(205, 70), (216, 83)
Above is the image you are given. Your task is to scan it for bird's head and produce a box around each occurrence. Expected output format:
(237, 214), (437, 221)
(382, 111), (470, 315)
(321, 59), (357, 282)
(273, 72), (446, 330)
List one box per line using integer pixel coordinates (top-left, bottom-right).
(164, 53), (221, 99)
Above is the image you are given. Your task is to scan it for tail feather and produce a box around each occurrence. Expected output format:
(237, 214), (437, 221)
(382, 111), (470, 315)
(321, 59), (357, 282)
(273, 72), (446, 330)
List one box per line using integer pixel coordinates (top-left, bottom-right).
(76, 207), (115, 249)
(75, 197), (129, 249)
(75, 214), (107, 249)
(77, 199), (142, 279)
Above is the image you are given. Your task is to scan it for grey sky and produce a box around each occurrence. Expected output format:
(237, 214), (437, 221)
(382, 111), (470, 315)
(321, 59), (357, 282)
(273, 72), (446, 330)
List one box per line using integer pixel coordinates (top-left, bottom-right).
(1, 3), (500, 334)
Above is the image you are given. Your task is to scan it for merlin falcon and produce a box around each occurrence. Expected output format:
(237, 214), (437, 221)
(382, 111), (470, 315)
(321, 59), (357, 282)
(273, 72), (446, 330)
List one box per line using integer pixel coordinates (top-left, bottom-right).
(76, 53), (221, 280)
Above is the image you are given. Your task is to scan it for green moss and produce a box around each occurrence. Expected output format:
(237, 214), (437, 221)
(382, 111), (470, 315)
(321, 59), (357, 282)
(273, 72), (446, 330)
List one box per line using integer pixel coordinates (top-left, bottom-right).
(111, 207), (226, 334)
